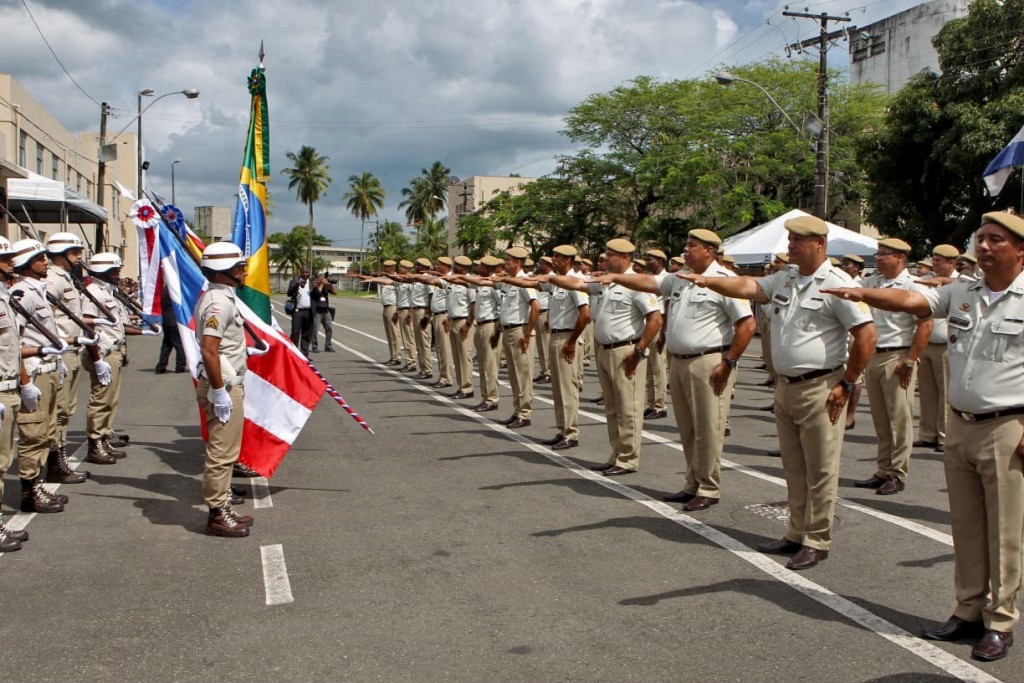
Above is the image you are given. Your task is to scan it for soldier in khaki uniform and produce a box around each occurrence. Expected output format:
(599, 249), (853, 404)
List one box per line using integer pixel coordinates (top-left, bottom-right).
(548, 239), (662, 475)
(853, 238), (932, 495)
(195, 242), (256, 538)
(495, 247), (539, 429)
(532, 257), (553, 385)
(823, 212), (1024, 662)
(446, 256), (476, 399)
(601, 230), (755, 509)
(406, 257), (454, 388)
(453, 256), (504, 411)
(642, 249), (669, 420)
(0, 237), (31, 550)
(378, 260), (401, 365)
(395, 260), (417, 371)
(915, 244), (960, 452)
(681, 216), (876, 570)
(409, 258), (434, 379)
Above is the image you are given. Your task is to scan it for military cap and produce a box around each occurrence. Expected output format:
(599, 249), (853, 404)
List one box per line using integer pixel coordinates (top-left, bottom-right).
(918, 258), (933, 268)
(784, 214), (828, 236)
(505, 246), (530, 260)
(539, 255), (553, 265)
(415, 257), (432, 268)
(454, 255), (473, 267)
(932, 244), (959, 258)
(671, 255), (686, 266)
(437, 256), (453, 266)
(829, 257), (841, 266)
(553, 244), (578, 257)
(840, 253), (864, 265)
(982, 211), (1024, 239)
(687, 229), (722, 247)
(480, 255), (504, 267)
(645, 248), (668, 261)
(721, 254), (735, 264)
(877, 237), (912, 254)
(773, 252), (790, 263)
(524, 258), (535, 267)
(958, 253), (977, 264)
(581, 258), (593, 266)
(382, 259), (397, 266)
(632, 258), (646, 268)
(399, 259), (414, 268)
(606, 238), (636, 254)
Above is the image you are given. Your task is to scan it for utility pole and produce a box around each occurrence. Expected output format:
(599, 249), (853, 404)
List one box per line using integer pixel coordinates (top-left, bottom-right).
(783, 10), (851, 219)
(95, 102), (110, 252)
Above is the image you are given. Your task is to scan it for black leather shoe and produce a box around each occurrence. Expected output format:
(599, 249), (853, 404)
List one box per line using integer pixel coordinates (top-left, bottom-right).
(662, 490), (696, 503)
(602, 466), (635, 477)
(759, 403), (775, 412)
(935, 444), (945, 453)
(541, 434), (565, 446)
(551, 438), (578, 450)
(765, 450), (781, 458)
(643, 408), (668, 419)
(786, 546), (828, 570)
(758, 538), (803, 555)
(877, 476), (906, 495)
(921, 616), (986, 642)
(913, 439), (940, 448)
(854, 475), (886, 489)
(452, 391), (474, 400)
(595, 397), (605, 406)
(502, 414), (519, 425)
(507, 417), (531, 429)
(683, 496), (719, 512)
(972, 630), (1014, 661)
(590, 463), (614, 472)
(473, 403), (498, 413)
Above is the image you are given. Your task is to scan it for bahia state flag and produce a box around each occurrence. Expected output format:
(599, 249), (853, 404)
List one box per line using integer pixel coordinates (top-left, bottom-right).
(983, 124), (1024, 197)
(231, 63), (272, 323)
(136, 202), (325, 478)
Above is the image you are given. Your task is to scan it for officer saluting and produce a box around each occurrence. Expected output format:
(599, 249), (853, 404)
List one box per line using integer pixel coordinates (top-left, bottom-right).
(823, 212), (1024, 662)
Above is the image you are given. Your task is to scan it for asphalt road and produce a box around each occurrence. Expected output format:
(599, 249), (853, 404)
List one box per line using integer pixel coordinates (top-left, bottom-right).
(0, 295), (1013, 683)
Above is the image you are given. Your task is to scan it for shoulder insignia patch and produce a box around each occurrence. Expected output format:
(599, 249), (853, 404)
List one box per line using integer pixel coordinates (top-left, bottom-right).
(960, 303), (969, 311)
(205, 317), (219, 330)
(857, 302), (870, 314)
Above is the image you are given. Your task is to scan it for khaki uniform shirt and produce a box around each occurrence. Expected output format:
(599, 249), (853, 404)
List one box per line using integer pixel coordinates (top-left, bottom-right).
(45, 264), (86, 340)
(923, 271), (1024, 413)
(661, 263), (752, 356)
(925, 271), (958, 343)
(11, 276), (62, 374)
(474, 285), (501, 323)
(378, 282), (397, 307)
(410, 282), (431, 308)
(429, 282), (448, 314)
(537, 286), (551, 312)
(195, 284), (248, 384)
(499, 270), (537, 326)
(396, 282), (412, 308)
(543, 272), (588, 331)
(587, 268), (660, 345)
(446, 282), (473, 319)
(862, 268), (929, 347)
(81, 280), (126, 354)
(0, 282), (22, 383)
(758, 260), (872, 375)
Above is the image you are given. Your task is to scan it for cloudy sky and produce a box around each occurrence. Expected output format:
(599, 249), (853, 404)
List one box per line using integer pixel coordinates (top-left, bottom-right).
(1, 0), (929, 247)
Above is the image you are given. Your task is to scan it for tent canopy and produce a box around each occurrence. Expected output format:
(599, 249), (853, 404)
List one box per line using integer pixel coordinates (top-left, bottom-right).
(722, 209), (877, 265)
(6, 171), (107, 226)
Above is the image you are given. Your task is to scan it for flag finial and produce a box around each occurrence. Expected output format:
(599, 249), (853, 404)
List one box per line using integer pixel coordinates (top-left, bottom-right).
(258, 40), (266, 67)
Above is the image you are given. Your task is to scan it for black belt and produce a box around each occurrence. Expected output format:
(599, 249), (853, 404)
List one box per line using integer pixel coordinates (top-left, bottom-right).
(780, 366), (843, 383)
(876, 345), (910, 353)
(412, 306), (429, 310)
(601, 338), (640, 350)
(451, 316), (468, 321)
(952, 406), (1024, 423)
(501, 323), (524, 331)
(551, 328), (575, 334)
(398, 306), (410, 310)
(477, 318), (498, 324)
(672, 345), (728, 361)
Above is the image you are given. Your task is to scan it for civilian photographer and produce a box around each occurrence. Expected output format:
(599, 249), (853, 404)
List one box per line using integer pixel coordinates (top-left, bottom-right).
(310, 272), (337, 353)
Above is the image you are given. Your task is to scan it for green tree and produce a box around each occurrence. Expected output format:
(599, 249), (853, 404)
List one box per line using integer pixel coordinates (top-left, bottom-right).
(343, 171), (386, 273)
(398, 161), (452, 227)
(281, 145), (331, 267)
(414, 217), (449, 261)
(270, 225), (331, 275)
(371, 219), (412, 264)
(859, 0), (1024, 249)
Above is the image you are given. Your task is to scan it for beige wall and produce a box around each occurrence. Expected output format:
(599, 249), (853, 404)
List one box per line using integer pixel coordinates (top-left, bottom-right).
(194, 205), (233, 242)
(446, 175), (537, 254)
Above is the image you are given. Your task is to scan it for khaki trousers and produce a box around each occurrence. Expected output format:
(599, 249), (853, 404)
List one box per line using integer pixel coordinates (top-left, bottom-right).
(918, 342), (948, 444)
(412, 309), (432, 373)
(502, 326), (534, 419)
(84, 348), (124, 439)
(583, 322), (595, 364)
(399, 309), (416, 365)
(669, 353), (737, 498)
(196, 379), (245, 508)
(946, 412), (1024, 630)
(474, 321), (500, 406)
(596, 345), (647, 470)
(759, 316), (776, 383)
(646, 345), (668, 411)
(17, 369), (58, 479)
(536, 310), (550, 376)
(431, 314), (453, 383)
(382, 305), (401, 362)
(55, 348), (83, 446)
(450, 319), (474, 393)
(550, 331), (582, 440)
(0, 390), (21, 499)
(865, 349), (917, 480)
(774, 370), (845, 550)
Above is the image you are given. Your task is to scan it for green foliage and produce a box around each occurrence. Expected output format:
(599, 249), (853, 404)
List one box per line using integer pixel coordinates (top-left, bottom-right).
(269, 225), (331, 274)
(280, 145), (331, 263)
(398, 161), (451, 223)
(370, 219), (412, 263)
(343, 172), (385, 221)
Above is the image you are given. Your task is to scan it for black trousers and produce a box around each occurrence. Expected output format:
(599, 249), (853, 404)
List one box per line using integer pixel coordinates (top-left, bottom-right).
(290, 308), (314, 354)
(156, 322), (185, 371)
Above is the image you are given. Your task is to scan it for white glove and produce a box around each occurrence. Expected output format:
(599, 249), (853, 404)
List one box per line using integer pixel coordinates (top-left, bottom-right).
(91, 317), (115, 327)
(208, 386), (232, 424)
(246, 342), (270, 357)
(95, 359), (112, 386)
(57, 359), (67, 386)
(142, 324), (162, 336)
(20, 383), (41, 412)
(41, 339), (69, 356)
(77, 334), (100, 346)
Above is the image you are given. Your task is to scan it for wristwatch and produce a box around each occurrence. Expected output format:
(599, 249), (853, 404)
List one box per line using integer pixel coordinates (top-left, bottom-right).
(902, 358), (916, 368)
(724, 358), (738, 369)
(839, 379), (856, 394)
(633, 345), (648, 358)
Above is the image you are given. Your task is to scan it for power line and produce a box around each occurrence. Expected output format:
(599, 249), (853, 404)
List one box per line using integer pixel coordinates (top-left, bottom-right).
(19, 0), (102, 107)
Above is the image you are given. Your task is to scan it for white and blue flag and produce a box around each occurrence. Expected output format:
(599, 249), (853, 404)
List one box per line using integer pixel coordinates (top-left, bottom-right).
(983, 124), (1024, 196)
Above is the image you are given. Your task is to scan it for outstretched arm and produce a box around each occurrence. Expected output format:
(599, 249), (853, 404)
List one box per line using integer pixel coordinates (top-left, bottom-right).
(678, 273), (768, 304)
(820, 287), (932, 318)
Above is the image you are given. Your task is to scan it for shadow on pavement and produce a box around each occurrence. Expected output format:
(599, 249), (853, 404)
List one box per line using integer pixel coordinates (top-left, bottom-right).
(897, 553), (954, 569)
(532, 515), (718, 546)
(846, 497), (950, 526)
(482, 476), (622, 498)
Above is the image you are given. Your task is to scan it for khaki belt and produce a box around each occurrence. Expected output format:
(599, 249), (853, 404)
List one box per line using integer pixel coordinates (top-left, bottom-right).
(0, 379), (18, 391)
(952, 406), (1024, 423)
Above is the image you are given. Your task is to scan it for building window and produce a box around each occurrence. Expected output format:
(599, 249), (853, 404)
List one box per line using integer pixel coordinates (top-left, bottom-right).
(36, 144), (44, 175)
(86, 179), (93, 200)
(51, 154), (59, 181)
(76, 172), (82, 193)
(18, 131), (27, 167)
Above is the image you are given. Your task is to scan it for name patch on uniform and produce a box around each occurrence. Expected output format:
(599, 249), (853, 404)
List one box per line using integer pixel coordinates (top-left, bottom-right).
(205, 317), (219, 330)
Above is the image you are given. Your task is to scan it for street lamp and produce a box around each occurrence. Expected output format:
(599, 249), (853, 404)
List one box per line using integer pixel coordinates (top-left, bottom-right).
(716, 71), (827, 218)
(171, 159), (182, 205)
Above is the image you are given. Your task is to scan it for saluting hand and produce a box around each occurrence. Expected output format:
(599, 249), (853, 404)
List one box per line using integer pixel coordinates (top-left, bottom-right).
(677, 273), (706, 287)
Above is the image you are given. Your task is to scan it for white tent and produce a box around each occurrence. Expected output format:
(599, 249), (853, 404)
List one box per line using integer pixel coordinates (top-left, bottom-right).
(7, 171), (107, 226)
(722, 209), (878, 265)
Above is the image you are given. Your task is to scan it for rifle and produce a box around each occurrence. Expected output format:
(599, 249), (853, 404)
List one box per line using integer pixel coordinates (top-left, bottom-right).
(9, 290), (65, 349)
(45, 291), (97, 336)
(67, 270), (117, 324)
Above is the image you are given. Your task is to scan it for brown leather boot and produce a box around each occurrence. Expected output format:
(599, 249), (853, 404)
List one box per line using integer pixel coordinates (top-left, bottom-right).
(0, 515), (28, 543)
(47, 444), (89, 483)
(85, 438), (117, 465)
(20, 478), (63, 513)
(206, 505), (250, 537)
(0, 527), (22, 553)
(108, 432), (130, 448)
(225, 501), (254, 527)
(101, 435), (126, 459)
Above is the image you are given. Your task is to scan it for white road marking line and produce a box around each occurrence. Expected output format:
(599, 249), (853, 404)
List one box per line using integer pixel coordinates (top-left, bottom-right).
(251, 477), (273, 509)
(333, 337), (999, 683)
(329, 319), (954, 548)
(260, 544), (294, 606)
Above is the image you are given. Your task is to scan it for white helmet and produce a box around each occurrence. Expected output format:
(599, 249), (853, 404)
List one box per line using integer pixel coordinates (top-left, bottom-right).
(0, 236), (12, 255)
(11, 239), (46, 269)
(88, 252), (123, 273)
(201, 242), (246, 272)
(46, 231), (85, 254)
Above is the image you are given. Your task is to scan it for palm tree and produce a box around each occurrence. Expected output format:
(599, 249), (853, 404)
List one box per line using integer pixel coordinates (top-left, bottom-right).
(270, 230), (307, 276)
(397, 161), (452, 228)
(343, 172), (386, 273)
(415, 217), (450, 261)
(281, 146), (332, 267)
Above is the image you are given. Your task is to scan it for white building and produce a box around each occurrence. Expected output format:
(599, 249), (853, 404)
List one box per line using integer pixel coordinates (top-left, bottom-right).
(446, 175), (537, 253)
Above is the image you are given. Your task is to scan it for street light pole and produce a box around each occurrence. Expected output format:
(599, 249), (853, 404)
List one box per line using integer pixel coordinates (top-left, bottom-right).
(171, 159), (182, 205)
(125, 88), (200, 199)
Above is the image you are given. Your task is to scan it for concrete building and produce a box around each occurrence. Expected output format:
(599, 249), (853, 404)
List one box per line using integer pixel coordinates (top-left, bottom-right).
(446, 175), (537, 252)
(267, 242), (368, 291)
(193, 205), (233, 242)
(0, 74), (139, 276)
(849, 0), (972, 94)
